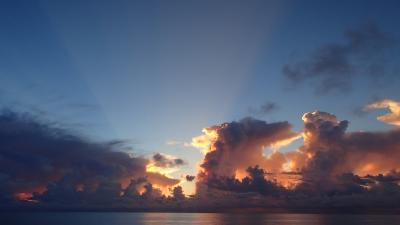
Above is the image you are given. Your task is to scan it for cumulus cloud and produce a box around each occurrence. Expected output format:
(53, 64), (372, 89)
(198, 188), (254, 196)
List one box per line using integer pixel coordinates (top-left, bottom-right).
(4, 106), (400, 211)
(0, 110), (180, 208)
(283, 23), (397, 94)
(366, 99), (400, 126)
(193, 110), (400, 209)
(192, 117), (300, 183)
(290, 111), (400, 193)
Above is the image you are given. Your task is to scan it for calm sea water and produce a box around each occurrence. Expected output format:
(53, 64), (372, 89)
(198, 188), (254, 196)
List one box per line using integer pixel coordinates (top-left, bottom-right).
(2, 212), (400, 225)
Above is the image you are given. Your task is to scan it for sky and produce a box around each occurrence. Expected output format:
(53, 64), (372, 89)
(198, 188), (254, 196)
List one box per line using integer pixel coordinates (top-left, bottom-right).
(1, 0), (400, 211)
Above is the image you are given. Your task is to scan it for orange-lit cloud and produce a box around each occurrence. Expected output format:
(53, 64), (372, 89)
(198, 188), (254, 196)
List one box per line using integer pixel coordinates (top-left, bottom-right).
(193, 118), (299, 183)
(146, 153), (185, 176)
(195, 110), (400, 199)
(4, 107), (400, 210)
(366, 99), (400, 126)
(191, 127), (220, 154)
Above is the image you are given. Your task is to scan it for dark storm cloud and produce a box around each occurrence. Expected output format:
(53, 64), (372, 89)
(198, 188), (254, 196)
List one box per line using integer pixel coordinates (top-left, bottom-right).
(283, 23), (397, 94)
(0, 109), (179, 207)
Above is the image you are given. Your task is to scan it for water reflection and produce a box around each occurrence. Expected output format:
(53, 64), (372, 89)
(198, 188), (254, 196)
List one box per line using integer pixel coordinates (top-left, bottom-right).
(2, 212), (400, 225)
(141, 213), (400, 225)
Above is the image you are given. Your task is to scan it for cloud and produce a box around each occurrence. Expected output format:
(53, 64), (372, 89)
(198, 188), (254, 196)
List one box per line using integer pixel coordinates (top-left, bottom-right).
(192, 117), (300, 184)
(166, 140), (193, 149)
(366, 99), (400, 126)
(283, 23), (397, 94)
(297, 111), (400, 191)
(193, 110), (400, 209)
(146, 172), (180, 187)
(0, 109), (179, 207)
(152, 153), (185, 168)
(352, 105), (370, 117)
(4, 106), (400, 210)
(145, 153), (186, 179)
(185, 175), (195, 182)
(248, 102), (279, 116)
(166, 140), (181, 146)
(204, 165), (287, 197)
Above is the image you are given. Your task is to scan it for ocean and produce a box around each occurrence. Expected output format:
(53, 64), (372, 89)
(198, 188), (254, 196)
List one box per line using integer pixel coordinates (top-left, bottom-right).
(2, 212), (400, 225)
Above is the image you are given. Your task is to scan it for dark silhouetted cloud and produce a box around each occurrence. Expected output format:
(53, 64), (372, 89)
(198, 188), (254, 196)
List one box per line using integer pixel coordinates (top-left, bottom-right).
(0, 109), (180, 209)
(185, 175), (195, 182)
(283, 23), (397, 94)
(152, 153), (185, 168)
(205, 166), (287, 197)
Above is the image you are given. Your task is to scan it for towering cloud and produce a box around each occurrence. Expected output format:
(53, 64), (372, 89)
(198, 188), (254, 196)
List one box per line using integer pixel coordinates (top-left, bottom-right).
(193, 109), (400, 208)
(299, 110), (400, 180)
(299, 111), (350, 182)
(192, 117), (300, 182)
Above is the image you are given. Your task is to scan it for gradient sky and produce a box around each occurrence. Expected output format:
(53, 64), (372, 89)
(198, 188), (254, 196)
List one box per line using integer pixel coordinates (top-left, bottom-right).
(1, 0), (400, 195)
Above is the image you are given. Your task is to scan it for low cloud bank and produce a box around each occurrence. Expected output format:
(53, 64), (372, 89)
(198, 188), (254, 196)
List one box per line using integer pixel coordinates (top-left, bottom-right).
(3, 100), (400, 210)
(0, 110), (181, 209)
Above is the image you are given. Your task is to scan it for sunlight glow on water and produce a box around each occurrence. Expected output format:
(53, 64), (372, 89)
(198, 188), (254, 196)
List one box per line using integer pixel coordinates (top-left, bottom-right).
(2, 212), (400, 225)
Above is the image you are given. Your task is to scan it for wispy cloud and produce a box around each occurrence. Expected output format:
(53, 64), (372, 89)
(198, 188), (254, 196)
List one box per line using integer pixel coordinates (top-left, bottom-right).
(283, 22), (397, 94)
(248, 101), (279, 116)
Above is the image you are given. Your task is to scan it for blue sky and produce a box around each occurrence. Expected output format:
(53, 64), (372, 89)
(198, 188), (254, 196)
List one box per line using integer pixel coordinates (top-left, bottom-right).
(1, 0), (400, 194)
